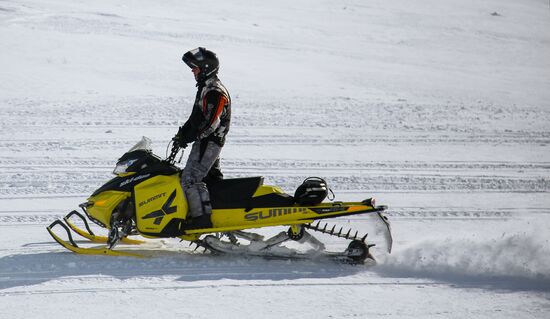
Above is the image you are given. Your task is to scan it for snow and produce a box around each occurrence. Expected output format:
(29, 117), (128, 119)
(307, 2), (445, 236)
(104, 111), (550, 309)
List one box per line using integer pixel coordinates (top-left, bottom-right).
(1, 0), (550, 318)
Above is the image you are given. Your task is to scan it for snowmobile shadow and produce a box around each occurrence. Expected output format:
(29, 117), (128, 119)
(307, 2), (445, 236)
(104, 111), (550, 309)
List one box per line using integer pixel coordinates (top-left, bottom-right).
(173, 255), (364, 282)
(0, 251), (363, 290)
(372, 265), (550, 293)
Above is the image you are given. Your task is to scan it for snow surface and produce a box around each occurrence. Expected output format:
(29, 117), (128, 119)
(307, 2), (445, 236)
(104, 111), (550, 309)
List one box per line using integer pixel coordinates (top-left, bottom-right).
(1, 0), (550, 318)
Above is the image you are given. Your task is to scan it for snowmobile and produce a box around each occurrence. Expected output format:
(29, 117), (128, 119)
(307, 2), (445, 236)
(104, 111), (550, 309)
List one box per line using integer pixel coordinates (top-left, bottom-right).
(47, 137), (392, 264)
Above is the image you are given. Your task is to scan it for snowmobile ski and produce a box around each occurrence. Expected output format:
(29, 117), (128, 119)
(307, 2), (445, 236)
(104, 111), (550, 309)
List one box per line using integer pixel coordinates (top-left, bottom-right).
(47, 219), (144, 257)
(63, 210), (145, 245)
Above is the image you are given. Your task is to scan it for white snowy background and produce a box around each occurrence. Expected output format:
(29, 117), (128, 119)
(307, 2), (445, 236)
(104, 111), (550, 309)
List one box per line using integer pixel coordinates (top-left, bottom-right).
(1, 0), (549, 318)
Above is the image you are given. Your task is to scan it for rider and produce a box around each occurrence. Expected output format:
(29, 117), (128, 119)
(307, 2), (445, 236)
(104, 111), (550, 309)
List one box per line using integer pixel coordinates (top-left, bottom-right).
(172, 47), (231, 229)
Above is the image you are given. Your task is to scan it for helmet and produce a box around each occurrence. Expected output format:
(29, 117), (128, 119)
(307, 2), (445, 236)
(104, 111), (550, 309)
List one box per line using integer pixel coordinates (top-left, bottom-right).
(182, 47), (219, 82)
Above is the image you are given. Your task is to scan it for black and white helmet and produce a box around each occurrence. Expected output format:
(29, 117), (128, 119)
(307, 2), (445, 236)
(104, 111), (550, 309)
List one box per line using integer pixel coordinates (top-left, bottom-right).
(182, 47), (219, 82)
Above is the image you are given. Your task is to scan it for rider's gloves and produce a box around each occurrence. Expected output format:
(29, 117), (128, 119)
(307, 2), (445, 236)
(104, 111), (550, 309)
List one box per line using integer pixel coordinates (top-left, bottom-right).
(172, 126), (188, 149)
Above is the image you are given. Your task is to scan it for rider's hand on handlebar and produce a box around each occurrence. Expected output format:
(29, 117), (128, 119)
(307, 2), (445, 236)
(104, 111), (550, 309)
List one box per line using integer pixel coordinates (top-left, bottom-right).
(172, 136), (187, 150)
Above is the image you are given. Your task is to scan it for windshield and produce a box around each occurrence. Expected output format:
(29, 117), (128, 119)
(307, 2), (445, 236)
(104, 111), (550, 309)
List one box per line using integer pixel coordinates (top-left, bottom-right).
(128, 136), (152, 153)
(113, 137), (153, 175)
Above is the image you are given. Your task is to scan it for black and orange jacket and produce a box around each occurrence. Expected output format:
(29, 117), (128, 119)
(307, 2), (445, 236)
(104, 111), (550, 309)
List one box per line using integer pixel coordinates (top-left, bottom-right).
(177, 76), (231, 147)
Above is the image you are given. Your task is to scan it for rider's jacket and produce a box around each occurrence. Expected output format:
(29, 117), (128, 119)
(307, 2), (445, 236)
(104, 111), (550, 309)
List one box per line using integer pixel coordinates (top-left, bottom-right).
(178, 76), (231, 147)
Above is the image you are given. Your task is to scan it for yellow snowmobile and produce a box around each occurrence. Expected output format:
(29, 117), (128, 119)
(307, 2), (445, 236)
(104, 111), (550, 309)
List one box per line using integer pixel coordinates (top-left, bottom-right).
(47, 137), (392, 264)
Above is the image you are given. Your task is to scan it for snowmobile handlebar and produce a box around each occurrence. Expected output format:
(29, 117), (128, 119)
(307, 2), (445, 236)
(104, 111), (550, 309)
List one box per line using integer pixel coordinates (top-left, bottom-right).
(166, 141), (183, 164)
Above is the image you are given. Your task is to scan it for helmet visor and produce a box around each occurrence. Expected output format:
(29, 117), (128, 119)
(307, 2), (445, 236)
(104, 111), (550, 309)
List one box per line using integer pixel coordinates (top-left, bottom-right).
(182, 47), (205, 68)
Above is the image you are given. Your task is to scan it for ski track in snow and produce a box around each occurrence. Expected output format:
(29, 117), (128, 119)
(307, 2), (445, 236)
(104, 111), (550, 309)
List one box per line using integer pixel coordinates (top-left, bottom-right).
(0, 157), (548, 197)
(1, 97), (549, 139)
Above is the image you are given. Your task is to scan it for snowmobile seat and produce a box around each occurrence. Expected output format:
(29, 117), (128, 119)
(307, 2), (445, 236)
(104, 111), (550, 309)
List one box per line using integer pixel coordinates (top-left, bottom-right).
(208, 177), (263, 208)
(247, 192), (295, 209)
(208, 176), (294, 209)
